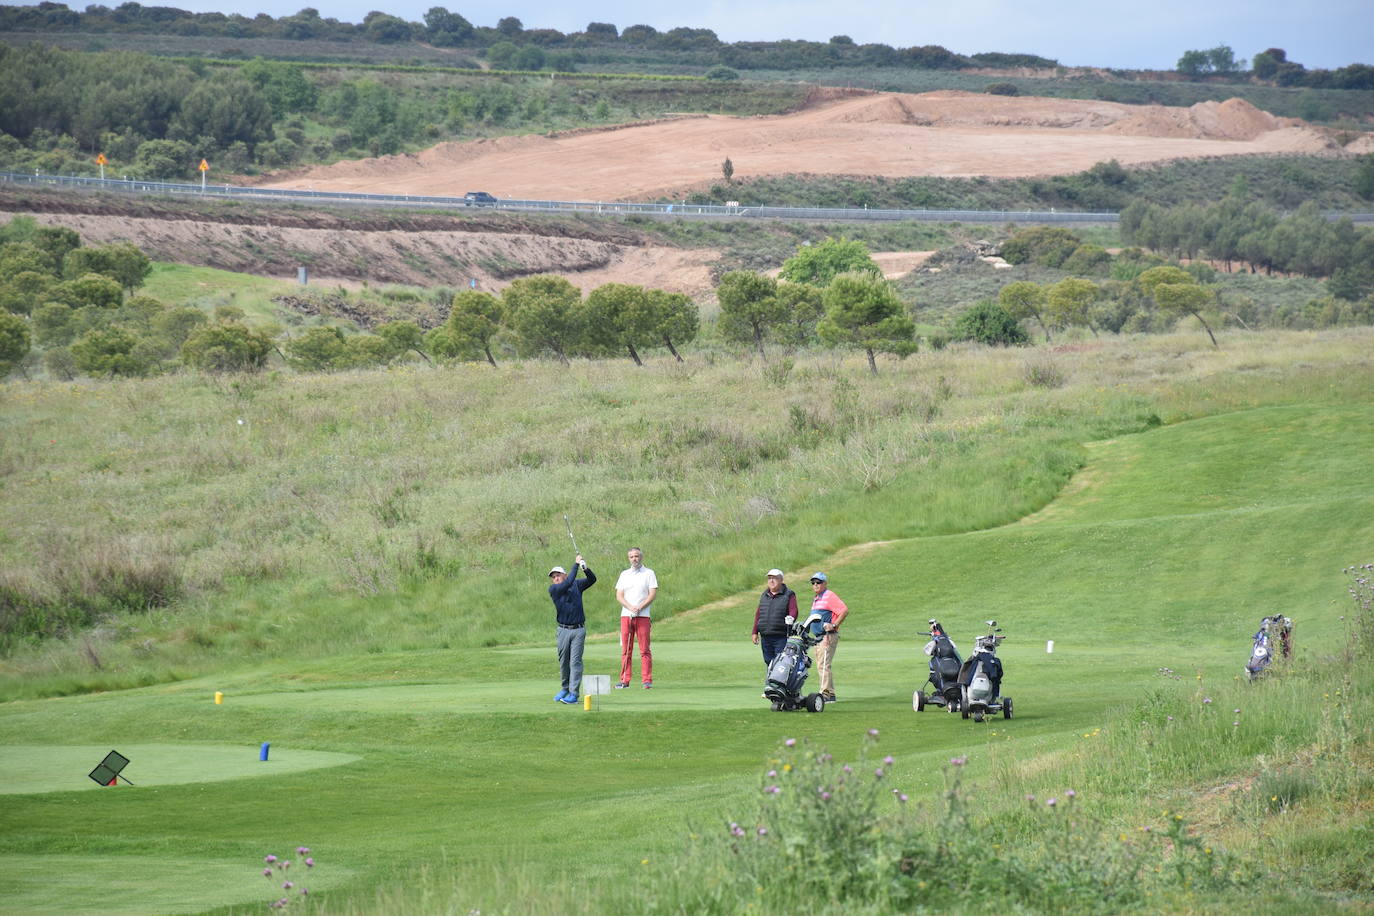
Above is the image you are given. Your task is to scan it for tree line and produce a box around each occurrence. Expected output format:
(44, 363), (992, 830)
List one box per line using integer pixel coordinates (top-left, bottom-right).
(6, 217), (1373, 383)
(1120, 189), (1374, 301)
(0, 4), (1058, 73)
(1175, 44), (1374, 91)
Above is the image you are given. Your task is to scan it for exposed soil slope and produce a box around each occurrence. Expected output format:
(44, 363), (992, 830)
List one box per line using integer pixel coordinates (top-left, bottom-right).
(261, 90), (1356, 201)
(0, 194), (719, 294)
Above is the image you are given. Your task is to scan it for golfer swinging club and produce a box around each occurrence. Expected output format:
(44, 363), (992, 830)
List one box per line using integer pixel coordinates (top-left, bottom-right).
(549, 553), (596, 705)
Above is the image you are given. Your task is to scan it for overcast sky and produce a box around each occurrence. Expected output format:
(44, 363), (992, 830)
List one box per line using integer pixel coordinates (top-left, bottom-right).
(11, 0), (1370, 70)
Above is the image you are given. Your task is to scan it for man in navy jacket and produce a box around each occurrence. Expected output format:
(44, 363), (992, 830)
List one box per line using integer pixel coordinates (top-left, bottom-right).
(549, 554), (596, 704)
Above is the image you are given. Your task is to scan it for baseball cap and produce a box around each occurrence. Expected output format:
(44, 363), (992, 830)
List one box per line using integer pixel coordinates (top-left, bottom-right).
(810, 572), (828, 583)
(767, 568), (784, 578)
(549, 566), (567, 577)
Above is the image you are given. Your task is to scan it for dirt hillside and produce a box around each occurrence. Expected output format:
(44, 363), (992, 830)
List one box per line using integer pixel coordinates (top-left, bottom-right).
(0, 199), (719, 295)
(261, 90), (1356, 202)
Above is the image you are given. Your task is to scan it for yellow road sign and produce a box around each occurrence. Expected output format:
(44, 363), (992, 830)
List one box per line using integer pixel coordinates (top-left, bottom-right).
(199, 159), (209, 171)
(96, 153), (107, 165)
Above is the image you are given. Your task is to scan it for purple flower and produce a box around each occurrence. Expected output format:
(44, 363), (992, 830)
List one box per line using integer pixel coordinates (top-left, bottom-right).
(1166, 716), (1174, 722)
(1047, 797), (1057, 807)
(296, 847), (310, 856)
(263, 868), (273, 878)
(874, 768), (885, 779)
(265, 855), (278, 864)
(757, 827), (768, 836)
(1066, 789), (1076, 798)
(820, 791), (831, 800)
(767, 770), (777, 778)
(1025, 794), (1036, 802)
(282, 861), (290, 870)
(1233, 721), (1240, 726)
(300, 888), (308, 896)
(283, 881), (294, 890)
(784, 738), (796, 747)
(304, 858), (314, 868)
(765, 785), (781, 795)
(731, 825), (746, 837)
(883, 755), (894, 765)
(1233, 709), (1241, 714)
(1203, 697), (1212, 705)
(842, 765), (852, 773)
(868, 728), (880, 737)
(898, 793), (909, 802)
(950, 755), (968, 767)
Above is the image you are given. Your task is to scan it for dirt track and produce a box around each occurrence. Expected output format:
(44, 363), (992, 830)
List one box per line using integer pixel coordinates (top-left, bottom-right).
(263, 90), (1365, 202)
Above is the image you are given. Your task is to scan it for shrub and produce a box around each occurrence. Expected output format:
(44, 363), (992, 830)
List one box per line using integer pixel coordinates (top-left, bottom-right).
(985, 82), (1020, 96)
(951, 300), (1029, 346)
(705, 65), (740, 81)
(181, 323), (273, 372)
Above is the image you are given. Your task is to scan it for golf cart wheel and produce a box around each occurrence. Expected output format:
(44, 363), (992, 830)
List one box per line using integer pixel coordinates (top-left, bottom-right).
(1002, 697), (1014, 719)
(914, 690), (925, 712)
(973, 711), (984, 723)
(960, 698), (970, 720)
(770, 700), (783, 712)
(805, 693), (826, 713)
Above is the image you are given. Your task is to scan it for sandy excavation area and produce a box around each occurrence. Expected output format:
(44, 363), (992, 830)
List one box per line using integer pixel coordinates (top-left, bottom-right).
(262, 89), (1364, 202)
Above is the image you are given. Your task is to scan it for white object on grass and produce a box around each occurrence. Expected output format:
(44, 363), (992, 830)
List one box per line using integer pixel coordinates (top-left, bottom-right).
(582, 674), (610, 695)
(1047, 640), (1055, 654)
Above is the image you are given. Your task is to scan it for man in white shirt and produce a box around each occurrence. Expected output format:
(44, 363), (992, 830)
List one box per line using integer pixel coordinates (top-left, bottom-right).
(614, 547), (658, 688)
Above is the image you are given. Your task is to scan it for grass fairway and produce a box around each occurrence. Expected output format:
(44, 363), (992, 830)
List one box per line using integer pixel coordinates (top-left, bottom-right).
(1, 390), (1370, 913)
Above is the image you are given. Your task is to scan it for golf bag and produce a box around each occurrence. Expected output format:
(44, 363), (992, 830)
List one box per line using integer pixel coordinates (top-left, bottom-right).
(914, 620), (964, 712)
(1245, 614), (1293, 681)
(958, 622), (1012, 722)
(764, 614), (826, 713)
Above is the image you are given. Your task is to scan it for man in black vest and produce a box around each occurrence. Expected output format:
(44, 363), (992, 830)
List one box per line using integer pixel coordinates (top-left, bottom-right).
(752, 568), (798, 668)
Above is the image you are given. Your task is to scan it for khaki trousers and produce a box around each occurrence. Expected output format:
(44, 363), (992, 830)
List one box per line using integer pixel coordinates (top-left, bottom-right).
(815, 632), (839, 697)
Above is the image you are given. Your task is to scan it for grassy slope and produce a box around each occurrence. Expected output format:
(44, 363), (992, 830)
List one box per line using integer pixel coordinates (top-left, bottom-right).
(0, 329), (1372, 913)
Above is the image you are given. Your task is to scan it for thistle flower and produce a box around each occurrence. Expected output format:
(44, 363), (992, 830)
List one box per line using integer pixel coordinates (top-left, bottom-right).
(950, 755), (968, 767)
(264, 855), (278, 864)
(784, 738), (796, 747)
(868, 728), (880, 737)
(1047, 797), (1057, 807)
(883, 755), (894, 765)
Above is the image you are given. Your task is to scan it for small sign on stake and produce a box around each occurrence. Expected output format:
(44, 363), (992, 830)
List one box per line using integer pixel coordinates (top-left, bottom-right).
(88, 750), (134, 786)
(199, 158), (209, 191)
(96, 152), (106, 180)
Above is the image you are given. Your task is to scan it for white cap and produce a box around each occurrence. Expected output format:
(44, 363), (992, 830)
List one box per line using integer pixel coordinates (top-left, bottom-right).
(549, 566), (567, 577)
(767, 568), (784, 578)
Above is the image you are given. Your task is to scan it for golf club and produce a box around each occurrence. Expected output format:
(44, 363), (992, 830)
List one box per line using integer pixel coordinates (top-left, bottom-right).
(563, 514), (582, 565)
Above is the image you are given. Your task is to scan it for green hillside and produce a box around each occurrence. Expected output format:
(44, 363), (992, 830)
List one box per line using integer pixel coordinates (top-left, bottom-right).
(1, 327), (1372, 912)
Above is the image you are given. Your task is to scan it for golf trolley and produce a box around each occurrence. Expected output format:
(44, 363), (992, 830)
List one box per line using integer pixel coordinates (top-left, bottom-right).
(958, 621), (1012, 723)
(1245, 613), (1294, 681)
(914, 619), (964, 713)
(764, 613), (827, 713)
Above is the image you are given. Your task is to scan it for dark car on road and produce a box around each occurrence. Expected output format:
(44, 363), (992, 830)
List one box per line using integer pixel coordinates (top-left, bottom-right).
(464, 191), (498, 206)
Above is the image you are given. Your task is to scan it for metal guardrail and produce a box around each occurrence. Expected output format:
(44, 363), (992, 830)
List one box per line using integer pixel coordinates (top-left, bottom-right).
(0, 170), (1119, 224)
(5, 170), (1372, 224)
